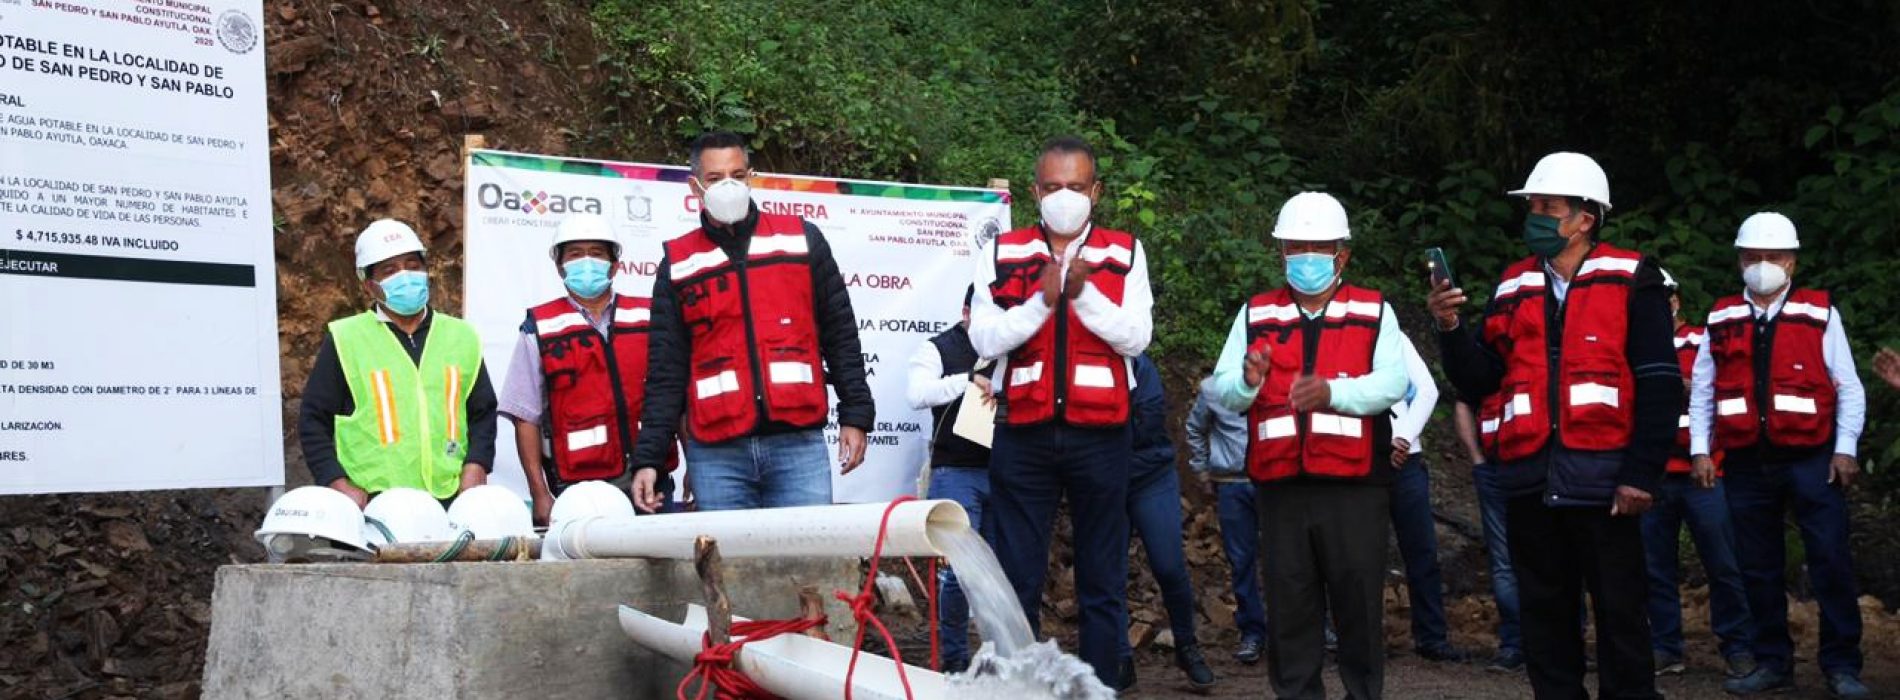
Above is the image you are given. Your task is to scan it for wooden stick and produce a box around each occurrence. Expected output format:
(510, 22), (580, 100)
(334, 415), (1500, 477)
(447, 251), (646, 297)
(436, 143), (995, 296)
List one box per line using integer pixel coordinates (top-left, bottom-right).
(696, 536), (732, 647)
(371, 537), (539, 563)
(463, 133), (488, 158)
(798, 585), (829, 642)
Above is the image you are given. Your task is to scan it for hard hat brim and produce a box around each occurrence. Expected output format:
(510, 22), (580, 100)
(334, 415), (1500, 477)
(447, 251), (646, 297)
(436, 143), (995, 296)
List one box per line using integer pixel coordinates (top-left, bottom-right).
(1505, 188), (1614, 211)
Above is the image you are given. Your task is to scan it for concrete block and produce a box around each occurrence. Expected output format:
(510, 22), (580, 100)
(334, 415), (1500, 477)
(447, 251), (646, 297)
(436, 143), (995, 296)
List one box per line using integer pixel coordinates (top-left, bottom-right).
(202, 558), (860, 699)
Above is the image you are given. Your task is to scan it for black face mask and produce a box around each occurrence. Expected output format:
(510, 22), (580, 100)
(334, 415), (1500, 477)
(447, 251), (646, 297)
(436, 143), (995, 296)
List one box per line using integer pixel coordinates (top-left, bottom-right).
(1522, 213), (1567, 258)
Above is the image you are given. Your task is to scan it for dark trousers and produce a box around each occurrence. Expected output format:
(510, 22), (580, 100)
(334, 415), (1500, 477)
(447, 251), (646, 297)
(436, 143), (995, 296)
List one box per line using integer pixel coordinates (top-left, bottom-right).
(1724, 451), (1862, 675)
(1258, 482), (1389, 700)
(1472, 462), (1523, 653)
(1215, 479), (1269, 641)
(1639, 475), (1754, 659)
(1507, 495), (1659, 699)
(989, 422), (1131, 686)
(1122, 460), (1198, 658)
(1390, 455), (1449, 649)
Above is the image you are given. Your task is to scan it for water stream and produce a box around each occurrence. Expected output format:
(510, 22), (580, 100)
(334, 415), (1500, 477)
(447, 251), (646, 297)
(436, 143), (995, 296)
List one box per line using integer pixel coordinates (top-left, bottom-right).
(928, 523), (1036, 658)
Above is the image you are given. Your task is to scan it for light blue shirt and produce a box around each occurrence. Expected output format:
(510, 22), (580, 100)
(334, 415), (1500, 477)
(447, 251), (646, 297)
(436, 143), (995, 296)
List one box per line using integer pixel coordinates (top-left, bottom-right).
(1210, 297), (1409, 417)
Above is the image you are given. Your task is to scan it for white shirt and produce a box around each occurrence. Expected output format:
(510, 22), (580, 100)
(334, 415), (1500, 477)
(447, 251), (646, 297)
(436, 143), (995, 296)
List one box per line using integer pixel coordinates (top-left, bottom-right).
(1688, 287), (1866, 457)
(906, 339), (970, 410)
(968, 224), (1154, 390)
(1389, 335), (1439, 453)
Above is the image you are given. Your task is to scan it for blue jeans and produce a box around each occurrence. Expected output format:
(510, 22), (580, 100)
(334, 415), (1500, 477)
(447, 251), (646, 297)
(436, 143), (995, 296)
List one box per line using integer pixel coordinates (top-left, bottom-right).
(1122, 459), (1198, 658)
(990, 422), (1131, 686)
(1391, 454), (1449, 650)
(1472, 461), (1522, 654)
(1725, 451), (1862, 675)
(930, 465), (993, 670)
(1640, 474), (1754, 659)
(1215, 479), (1269, 642)
(683, 429), (832, 511)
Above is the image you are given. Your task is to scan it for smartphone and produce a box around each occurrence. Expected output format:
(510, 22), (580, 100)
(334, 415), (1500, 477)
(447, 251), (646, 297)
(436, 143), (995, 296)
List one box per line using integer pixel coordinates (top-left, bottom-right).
(1425, 247), (1455, 289)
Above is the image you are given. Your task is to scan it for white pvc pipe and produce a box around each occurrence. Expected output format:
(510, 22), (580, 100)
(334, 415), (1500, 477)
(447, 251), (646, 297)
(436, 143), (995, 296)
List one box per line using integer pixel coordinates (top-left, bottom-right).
(619, 604), (945, 700)
(546, 500), (968, 561)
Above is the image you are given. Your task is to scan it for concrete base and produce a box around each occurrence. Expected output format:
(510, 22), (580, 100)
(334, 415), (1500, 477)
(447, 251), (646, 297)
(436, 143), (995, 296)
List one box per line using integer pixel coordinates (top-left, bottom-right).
(201, 558), (860, 699)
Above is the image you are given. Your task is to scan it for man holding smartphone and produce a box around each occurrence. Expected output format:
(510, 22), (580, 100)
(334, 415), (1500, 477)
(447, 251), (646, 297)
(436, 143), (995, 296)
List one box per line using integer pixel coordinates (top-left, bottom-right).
(1429, 152), (1677, 699)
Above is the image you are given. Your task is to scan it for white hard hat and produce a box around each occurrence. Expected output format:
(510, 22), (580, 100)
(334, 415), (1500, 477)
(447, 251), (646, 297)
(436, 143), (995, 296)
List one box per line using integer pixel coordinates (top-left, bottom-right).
(446, 485), (535, 539)
(1508, 152), (1613, 210)
(255, 486), (371, 558)
(1271, 192), (1351, 241)
(1734, 212), (1799, 250)
(541, 480), (638, 561)
(353, 219), (426, 278)
(363, 487), (456, 546)
(548, 213), (622, 261)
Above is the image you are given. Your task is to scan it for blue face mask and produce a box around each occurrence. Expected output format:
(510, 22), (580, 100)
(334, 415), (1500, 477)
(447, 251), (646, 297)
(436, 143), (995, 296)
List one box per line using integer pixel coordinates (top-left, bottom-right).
(1285, 253), (1338, 295)
(562, 257), (613, 298)
(378, 270), (430, 316)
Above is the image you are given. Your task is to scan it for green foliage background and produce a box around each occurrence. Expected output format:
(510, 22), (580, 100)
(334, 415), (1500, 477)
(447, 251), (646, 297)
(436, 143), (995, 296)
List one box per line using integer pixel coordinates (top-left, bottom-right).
(585, 0), (1900, 598)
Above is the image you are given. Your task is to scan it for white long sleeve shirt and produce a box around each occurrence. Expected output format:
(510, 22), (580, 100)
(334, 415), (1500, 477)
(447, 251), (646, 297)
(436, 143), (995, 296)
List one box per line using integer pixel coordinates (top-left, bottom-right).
(1389, 335), (1439, 454)
(967, 224), (1154, 390)
(906, 340), (969, 410)
(1688, 287), (1866, 457)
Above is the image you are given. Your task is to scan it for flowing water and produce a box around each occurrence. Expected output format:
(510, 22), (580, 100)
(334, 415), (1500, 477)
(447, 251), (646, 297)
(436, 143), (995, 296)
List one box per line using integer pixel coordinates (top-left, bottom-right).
(928, 523), (1036, 658)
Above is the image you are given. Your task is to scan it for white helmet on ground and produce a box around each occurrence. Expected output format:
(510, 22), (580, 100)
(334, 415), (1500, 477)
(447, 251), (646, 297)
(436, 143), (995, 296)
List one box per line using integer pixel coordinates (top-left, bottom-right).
(1508, 152), (1613, 210)
(256, 486), (371, 560)
(353, 219), (426, 278)
(549, 213), (622, 261)
(1734, 212), (1800, 250)
(446, 485), (535, 539)
(541, 480), (639, 561)
(363, 487), (456, 546)
(1271, 192), (1351, 242)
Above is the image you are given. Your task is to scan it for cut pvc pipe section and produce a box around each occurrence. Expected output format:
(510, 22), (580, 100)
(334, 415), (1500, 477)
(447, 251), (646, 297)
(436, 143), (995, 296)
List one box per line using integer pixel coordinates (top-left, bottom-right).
(619, 603), (945, 700)
(547, 500), (969, 561)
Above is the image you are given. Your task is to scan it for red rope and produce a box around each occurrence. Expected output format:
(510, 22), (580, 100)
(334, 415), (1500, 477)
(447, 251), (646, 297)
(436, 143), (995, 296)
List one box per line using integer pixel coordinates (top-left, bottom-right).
(926, 557), (941, 671)
(677, 616), (828, 700)
(833, 497), (920, 700)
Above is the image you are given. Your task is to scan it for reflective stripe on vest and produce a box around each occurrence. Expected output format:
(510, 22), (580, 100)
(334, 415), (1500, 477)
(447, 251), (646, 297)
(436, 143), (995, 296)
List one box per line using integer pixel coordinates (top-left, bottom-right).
(1705, 289), (1835, 450)
(1480, 245), (1642, 463)
(331, 311), (481, 499)
(987, 225), (1136, 427)
(1244, 284), (1383, 482)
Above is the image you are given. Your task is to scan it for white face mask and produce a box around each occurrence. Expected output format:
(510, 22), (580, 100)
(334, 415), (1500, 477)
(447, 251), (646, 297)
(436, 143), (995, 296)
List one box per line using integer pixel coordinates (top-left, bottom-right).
(1038, 188), (1092, 236)
(699, 177), (752, 225)
(1743, 260), (1789, 296)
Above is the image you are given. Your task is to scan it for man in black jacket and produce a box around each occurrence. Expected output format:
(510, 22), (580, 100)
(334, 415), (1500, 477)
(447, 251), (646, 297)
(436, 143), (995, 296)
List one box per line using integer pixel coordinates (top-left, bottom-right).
(1429, 152), (1676, 699)
(629, 132), (875, 512)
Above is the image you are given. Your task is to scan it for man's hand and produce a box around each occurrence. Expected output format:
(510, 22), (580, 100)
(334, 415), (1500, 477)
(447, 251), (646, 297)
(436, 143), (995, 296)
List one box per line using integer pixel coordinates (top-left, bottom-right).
(1874, 347), (1900, 391)
(1243, 345), (1272, 389)
(972, 374), (996, 409)
(631, 468), (664, 513)
(1691, 455), (1718, 489)
(1038, 262), (1063, 307)
(1428, 279), (1468, 332)
(1064, 259), (1094, 300)
(1609, 485), (1654, 516)
(531, 492), (554, 526)
(1289, 375), (1331, 412)
(1829, 453), (1860, 489)
(1391, 438), (1412, 467)
(329, 477), (370, 509)
(458, 463), (487, 494)
(839, 426), (869, 474)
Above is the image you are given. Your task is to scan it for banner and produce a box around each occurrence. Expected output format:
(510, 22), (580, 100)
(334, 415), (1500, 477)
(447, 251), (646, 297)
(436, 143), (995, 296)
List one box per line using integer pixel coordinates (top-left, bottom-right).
(0, 2), (278, 493)
(464, 150), (1010, 503)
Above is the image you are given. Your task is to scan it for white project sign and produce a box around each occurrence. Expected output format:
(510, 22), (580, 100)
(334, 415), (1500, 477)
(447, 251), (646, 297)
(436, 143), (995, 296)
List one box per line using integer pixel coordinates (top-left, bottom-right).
(464, 150), (1009, 502)
(0, 2), (279, 493)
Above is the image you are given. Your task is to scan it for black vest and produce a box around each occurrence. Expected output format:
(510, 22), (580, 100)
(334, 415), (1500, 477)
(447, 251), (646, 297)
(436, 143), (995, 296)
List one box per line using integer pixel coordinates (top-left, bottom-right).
(928, 326), (991, 468)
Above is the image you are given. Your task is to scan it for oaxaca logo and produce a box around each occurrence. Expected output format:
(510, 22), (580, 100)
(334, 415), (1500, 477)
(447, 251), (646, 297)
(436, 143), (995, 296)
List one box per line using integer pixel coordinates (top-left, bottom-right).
(476, 183), (603, 215)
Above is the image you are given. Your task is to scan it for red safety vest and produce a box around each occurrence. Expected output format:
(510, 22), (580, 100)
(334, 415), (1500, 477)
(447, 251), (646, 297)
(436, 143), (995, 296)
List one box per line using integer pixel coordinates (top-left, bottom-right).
(1481, 245), (1643, 463)
(531, 295), (669, 482)
(663, 214), (829, 443)
(987, 225), (1137, 427)
(1244, 284), (1385, 482)
(1667, 324), (1713, 475)
(1705, 289), (1836, 450)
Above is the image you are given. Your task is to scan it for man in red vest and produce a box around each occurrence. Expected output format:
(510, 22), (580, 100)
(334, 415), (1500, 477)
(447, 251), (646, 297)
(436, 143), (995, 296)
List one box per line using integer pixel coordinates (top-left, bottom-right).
(968, 136), (1152, 687)
(1430, 152), (1676, 699)
(1689, 213), (1869, 698)
(497, 213), (671, 524)
(1209, 192), (1408, 699)
(632, 132), (875, 512)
